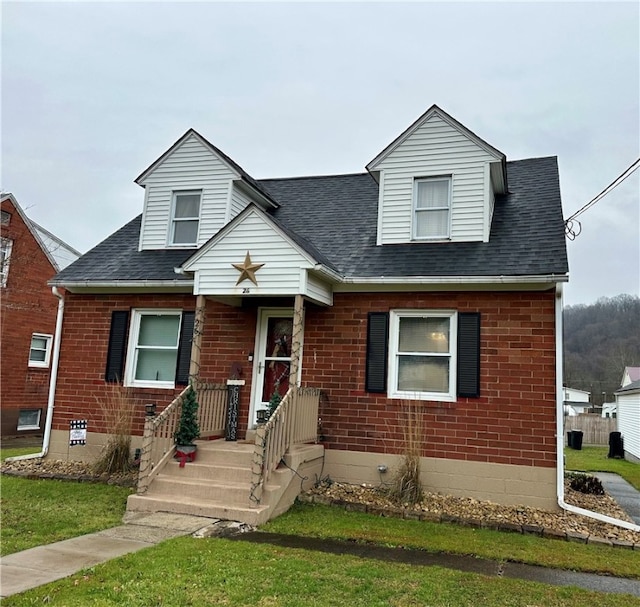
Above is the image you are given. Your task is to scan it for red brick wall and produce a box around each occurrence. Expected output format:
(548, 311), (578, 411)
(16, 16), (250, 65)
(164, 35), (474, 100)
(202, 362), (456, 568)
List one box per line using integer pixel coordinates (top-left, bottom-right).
(0, 198), (58, 436)
(53, 289), (557, 468)
(302, 291), (557, 468)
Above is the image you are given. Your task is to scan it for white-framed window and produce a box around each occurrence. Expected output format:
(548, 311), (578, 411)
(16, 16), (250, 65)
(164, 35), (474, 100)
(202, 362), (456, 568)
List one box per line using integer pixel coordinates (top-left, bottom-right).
(28, 333), (53, 368)
(1, 210), (11, 225)
(1, 237), (13, 287)
(124, 309), (182, 388)
(18, 408), (41, 431)
(169, 191), (201, 246)
(388, 310), (457, 402)
(413, 177), (451, 240)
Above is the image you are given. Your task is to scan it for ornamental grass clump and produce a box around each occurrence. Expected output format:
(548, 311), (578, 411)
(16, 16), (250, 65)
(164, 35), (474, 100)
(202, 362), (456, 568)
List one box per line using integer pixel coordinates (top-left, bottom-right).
(93, 383), (134, 475)
(387, 400), (425, 506)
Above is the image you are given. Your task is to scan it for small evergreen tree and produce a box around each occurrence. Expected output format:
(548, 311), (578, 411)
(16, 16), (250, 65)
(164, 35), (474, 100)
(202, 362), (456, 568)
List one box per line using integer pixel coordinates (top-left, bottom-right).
(174, 388), (200, 446)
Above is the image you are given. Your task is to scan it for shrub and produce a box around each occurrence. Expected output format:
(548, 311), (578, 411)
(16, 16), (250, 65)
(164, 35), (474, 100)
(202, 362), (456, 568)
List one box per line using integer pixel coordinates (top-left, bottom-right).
(568, 472), (605, 495)
(174, 387), (200, 446)
(93, 383), (134, 475)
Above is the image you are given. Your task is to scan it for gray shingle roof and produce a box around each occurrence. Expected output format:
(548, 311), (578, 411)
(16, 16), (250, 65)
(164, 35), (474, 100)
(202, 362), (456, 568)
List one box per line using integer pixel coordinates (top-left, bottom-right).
(51, 156), (568, 285)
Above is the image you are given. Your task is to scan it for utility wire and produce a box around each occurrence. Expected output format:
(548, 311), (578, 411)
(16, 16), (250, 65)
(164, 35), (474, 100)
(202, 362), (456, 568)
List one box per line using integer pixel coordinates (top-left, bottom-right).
(564, 157), (640, 240)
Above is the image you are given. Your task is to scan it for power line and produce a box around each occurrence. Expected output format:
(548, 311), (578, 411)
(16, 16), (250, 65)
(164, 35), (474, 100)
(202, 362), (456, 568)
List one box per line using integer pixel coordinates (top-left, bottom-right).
(564, 157), (640, 240)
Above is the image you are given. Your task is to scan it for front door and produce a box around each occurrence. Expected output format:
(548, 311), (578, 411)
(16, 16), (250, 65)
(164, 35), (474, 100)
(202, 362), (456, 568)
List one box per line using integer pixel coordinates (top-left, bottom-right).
(250, 309), (294, 426)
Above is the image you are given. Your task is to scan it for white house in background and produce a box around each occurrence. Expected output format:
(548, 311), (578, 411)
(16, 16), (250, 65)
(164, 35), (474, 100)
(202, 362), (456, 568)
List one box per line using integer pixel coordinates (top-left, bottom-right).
(563, 387), (591, 416)
(621, 366), (640, 388)
(615, 379), (640, 463)
(602, 402), (617, 419)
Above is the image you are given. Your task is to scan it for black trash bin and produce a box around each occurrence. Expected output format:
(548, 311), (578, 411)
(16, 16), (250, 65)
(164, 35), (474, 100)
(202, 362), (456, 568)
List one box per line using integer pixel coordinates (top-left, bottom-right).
(608, 432), (624, 458)
(572, 430), (583, 450)
(567, 431), (574, 448)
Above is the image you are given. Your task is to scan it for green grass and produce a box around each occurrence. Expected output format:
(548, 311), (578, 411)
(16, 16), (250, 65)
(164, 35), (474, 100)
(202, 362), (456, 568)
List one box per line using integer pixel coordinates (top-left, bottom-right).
(1, 446), (41, 461)
(264, 503), (640, 579)
(565, 446), (640, 490)
(3, 535), (640, 607)
(1, 448), (133, 556)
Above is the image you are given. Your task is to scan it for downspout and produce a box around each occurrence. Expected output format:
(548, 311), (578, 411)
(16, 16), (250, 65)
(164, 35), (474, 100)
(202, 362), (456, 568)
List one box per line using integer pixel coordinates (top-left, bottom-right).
(6, 287), (64, 462)
(555, 283), (640, 532)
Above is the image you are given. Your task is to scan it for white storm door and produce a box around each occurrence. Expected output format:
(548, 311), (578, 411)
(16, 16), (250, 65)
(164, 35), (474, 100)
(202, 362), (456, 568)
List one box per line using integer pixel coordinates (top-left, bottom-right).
(250, 309), (293, 426)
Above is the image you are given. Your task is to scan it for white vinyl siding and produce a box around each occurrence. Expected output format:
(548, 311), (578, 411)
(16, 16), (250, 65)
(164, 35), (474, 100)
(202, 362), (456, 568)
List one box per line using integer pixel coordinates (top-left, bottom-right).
(124, 310), (182, 389)
(388, 310), (457, 402)
(28, 333), (53, 368)
(375, 114), (497, 244)
(139, 134), (237, 250)
(185, 208), (333, 303)
(617, 391), (640, 461)
(228, 183), (254, 223)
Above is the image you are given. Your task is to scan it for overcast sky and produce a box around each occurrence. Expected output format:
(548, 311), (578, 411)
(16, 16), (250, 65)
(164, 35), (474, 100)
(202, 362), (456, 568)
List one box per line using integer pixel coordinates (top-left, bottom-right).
(2, 1), (638, 307)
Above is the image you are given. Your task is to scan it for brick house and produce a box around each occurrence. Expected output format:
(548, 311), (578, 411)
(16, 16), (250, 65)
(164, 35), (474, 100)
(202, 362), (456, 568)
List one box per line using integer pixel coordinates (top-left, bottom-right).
(47, 106), (569, 523)
(1, 193), (80, 438)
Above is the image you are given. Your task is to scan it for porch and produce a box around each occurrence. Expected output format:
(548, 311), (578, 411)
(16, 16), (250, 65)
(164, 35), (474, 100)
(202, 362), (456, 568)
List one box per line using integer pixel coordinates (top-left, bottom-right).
(127, 382), (324, 526)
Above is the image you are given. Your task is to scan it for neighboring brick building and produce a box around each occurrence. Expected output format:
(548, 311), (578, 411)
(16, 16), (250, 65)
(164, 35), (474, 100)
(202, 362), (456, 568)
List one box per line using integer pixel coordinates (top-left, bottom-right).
(1, 193), (80, 438)
(48, 105), (569, 514)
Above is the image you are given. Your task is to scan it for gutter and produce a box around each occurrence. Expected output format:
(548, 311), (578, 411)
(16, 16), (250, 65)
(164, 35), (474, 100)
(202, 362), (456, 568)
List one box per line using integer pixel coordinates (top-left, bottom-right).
(554, 283), (640, 532)
(341, 274), (569, 285)
(6, 287), (65, 462)
(48, 279), (194, 289)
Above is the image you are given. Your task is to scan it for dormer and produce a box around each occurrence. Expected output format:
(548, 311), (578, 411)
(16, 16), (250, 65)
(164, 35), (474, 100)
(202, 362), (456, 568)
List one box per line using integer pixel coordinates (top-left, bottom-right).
(366, 105), (507, 245)
(135, 129), (277, 251)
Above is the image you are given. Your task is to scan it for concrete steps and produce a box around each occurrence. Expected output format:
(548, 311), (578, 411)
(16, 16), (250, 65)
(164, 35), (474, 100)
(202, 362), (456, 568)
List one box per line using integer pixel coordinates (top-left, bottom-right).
(127, 439), (324, 526)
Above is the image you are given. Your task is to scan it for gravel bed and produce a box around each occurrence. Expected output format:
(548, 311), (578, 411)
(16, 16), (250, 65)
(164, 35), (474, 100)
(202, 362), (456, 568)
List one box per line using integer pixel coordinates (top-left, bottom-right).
(303, 479), (640, 546)
(2, 457), (639, 546)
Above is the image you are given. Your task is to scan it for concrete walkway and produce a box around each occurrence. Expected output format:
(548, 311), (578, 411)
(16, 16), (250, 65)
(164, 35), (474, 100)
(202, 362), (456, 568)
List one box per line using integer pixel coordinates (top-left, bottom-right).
(0, 512), (220, 598)
(595, 472), (640, 525)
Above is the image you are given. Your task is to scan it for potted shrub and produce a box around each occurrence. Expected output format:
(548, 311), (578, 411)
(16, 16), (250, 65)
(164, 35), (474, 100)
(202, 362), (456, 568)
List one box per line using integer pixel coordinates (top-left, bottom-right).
(174, 387), (200, 467)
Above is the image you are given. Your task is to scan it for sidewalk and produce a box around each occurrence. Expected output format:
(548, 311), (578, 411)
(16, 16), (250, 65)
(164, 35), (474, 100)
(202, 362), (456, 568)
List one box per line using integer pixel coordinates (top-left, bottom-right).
(0, 512), (219, 598)
(595, 472), (640, 525)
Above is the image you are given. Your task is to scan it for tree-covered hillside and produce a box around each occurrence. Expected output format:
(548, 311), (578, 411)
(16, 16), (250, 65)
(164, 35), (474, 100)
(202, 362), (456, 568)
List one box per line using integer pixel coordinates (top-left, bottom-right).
(563, 294), (640, 406)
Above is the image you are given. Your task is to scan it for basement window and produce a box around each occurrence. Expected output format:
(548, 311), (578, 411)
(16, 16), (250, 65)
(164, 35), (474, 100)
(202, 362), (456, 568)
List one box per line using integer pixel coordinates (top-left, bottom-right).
(18, 409), (41, 431)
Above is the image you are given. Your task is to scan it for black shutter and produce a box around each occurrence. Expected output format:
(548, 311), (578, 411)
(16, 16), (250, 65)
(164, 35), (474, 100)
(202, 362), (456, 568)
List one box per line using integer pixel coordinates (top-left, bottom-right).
(366, 312), (389, 393)
(105, 311), (129, 383)
(175, 311), (195, 385)
(457, 312), (481, 397)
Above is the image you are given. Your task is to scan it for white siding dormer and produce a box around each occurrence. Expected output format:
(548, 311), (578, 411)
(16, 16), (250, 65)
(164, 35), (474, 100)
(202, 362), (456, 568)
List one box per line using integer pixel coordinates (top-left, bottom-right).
(367, 106), (506, 245)
(136, 130), (276, 251)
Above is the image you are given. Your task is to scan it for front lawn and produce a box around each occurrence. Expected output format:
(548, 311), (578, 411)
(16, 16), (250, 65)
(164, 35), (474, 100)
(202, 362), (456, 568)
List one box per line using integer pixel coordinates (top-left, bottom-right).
(1, 447), (133, 555)
(3, 535), (639, 607)
(565, 446), (640, 490)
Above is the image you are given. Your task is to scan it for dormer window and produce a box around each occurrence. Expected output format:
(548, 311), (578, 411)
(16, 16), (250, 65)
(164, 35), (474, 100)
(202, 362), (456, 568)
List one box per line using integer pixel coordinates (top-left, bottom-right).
(169, 191), (201, 246)
(414, 177), (451, 240)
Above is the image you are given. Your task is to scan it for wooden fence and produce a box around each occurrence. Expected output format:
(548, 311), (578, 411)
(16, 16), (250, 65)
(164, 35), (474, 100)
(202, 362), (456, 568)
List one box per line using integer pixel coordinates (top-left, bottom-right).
(565, 414), (616, 445)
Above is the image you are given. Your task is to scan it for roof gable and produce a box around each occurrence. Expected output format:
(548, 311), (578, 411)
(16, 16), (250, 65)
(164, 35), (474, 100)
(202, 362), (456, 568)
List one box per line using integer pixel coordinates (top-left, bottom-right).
(366, 105), (505, 172)
(135, 129), (278, 208)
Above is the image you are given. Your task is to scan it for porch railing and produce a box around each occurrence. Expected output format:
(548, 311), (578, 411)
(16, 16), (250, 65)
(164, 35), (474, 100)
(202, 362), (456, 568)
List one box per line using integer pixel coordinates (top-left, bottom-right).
(137, 382), (227, 494)
(251, 386), (321, 503)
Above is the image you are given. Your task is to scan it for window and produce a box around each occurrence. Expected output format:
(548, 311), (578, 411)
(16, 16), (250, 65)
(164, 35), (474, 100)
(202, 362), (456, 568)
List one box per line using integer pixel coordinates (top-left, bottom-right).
(388, 310), (457, 401)
(28, 334), (53, 367)
(18, 409), (41, 431)
(169, 191), (201, 245)
(125, 310), (183, 388)
(0, 238), (13, 287)
(1, 210), (11, 225)
(413, 177), (451, 240)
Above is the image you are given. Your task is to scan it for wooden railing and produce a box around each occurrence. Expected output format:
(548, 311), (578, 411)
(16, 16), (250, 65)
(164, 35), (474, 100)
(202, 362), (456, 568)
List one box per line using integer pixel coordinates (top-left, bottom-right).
(137, 382), (227, 494)
(251, 386), (321, 503)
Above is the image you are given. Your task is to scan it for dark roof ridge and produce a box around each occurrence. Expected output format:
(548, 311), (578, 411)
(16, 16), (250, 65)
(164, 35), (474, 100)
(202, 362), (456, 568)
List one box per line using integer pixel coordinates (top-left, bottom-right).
(259, 171), (369, 182)
(507, 155), (558, 164)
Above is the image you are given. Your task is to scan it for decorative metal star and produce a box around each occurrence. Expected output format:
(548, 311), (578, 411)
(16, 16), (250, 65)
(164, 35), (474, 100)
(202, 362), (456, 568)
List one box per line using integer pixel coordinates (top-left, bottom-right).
(232, 251), (264, 286)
